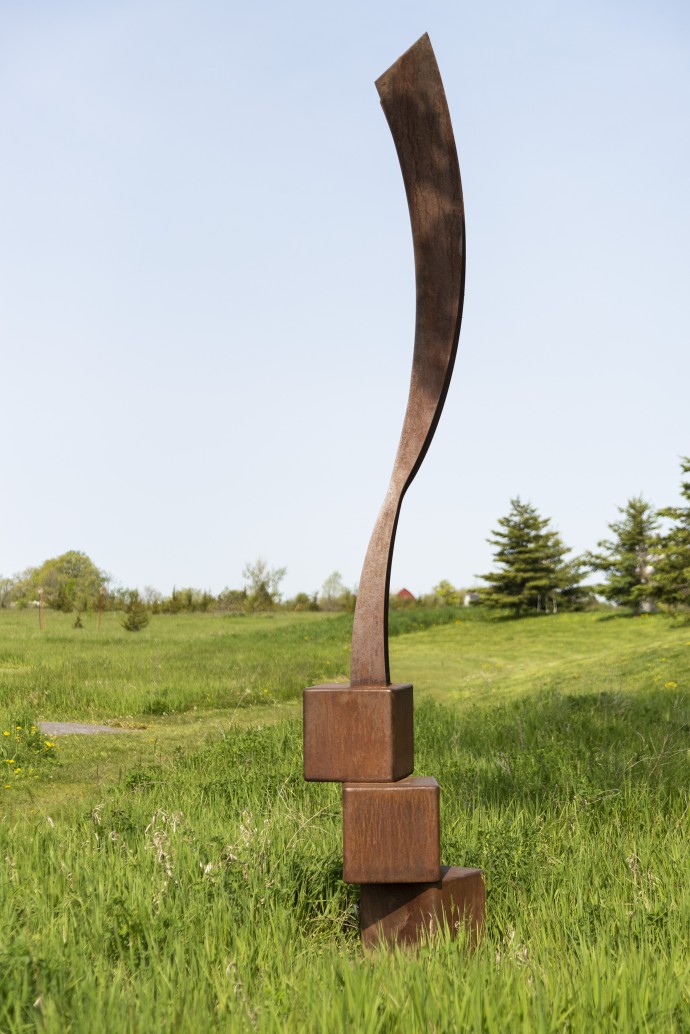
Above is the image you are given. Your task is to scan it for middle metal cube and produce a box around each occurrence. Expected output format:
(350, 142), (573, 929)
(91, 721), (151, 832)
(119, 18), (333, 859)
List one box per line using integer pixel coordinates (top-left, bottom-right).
(342, 776), (441, 884)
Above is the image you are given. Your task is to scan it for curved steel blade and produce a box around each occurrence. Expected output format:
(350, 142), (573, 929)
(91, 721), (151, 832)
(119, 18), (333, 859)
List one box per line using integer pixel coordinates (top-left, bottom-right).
(350, 33), (465, 687)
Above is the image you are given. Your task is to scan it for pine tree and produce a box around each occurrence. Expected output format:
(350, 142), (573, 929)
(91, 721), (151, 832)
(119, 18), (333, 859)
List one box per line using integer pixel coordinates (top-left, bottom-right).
(121, 590), (150, 632)
(586, 496), (659, 611)
(478, 498), (580, 614)
(651, 457), (690, 611)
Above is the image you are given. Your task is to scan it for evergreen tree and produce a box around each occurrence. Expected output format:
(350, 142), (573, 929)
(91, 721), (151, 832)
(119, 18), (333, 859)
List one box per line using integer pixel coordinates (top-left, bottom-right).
(651, 457), (690, 611)
(121, 590), (150, 632)
(586, 496), (659, 611)
(478, 498), (580, 614)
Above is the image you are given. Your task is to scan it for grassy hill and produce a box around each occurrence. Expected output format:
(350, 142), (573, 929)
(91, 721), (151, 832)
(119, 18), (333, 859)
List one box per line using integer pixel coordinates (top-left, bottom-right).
(0, 609), (689, 1031)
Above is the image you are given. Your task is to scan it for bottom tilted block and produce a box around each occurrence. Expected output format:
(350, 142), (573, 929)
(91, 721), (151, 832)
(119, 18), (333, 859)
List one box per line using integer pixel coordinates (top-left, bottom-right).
(359, 866), (486, 949)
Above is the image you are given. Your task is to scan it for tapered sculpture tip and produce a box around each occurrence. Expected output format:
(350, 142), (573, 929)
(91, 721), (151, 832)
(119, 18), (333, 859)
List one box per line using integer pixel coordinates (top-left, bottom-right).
(375, 32), (435, 98)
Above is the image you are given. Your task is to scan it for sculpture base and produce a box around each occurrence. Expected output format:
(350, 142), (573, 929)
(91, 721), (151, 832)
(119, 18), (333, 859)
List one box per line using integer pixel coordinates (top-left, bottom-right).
(359, 866), (485, 949)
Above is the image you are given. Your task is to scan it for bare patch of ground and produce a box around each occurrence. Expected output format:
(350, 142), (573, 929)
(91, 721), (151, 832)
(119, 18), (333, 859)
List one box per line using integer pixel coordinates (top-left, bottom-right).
(38, 721), (132, 736)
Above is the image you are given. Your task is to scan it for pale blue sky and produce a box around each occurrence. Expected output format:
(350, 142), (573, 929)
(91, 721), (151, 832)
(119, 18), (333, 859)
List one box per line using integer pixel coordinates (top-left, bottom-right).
(2, 0), (688, 597)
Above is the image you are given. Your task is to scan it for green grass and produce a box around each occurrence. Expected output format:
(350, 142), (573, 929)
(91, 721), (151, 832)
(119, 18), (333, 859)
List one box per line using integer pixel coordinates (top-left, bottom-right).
(0, 608), (689, 1031)
(389, 609), (689, 704)
(0, 609), (352, 719)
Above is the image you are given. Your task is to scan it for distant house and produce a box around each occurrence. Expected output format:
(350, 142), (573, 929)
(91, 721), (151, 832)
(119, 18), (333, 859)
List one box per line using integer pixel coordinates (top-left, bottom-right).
(396, 588), (416, 601)
(463, 591), (480, 606)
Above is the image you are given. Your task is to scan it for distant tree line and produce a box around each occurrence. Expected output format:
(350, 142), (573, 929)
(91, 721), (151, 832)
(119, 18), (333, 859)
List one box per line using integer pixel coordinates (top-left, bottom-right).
(0, 554), (350, 618)
(1, 458), (688, 621)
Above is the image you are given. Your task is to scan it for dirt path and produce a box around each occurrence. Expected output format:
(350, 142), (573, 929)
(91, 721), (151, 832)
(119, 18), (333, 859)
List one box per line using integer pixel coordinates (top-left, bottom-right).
(38, 721), (132, 736)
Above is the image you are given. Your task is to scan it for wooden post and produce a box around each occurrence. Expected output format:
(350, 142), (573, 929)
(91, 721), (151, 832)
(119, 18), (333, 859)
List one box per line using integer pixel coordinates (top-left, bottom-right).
(38, 587), (44, 631)
(97, 586), (105, 631)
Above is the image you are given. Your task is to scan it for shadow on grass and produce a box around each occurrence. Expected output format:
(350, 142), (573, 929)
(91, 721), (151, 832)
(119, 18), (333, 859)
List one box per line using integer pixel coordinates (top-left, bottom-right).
(416, 687), (690, 813)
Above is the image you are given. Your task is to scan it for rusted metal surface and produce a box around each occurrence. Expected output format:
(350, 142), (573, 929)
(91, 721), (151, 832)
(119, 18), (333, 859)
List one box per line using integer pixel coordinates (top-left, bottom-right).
(303, 683), (413, 782)
(359, 866), (485, 949)
(350, 34), (465, 687)
(342, 776), (440, 884)
(300, 35), (484, 950)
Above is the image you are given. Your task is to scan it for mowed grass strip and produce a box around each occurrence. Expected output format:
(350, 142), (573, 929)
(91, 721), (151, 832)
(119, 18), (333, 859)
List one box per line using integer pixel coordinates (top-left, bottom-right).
(390, 610), (690, 704)
(1, 608), (687, 722)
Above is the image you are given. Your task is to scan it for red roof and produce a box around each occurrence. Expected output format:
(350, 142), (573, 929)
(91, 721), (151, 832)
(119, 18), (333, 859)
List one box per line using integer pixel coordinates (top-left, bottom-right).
(396, 588), (416, 600)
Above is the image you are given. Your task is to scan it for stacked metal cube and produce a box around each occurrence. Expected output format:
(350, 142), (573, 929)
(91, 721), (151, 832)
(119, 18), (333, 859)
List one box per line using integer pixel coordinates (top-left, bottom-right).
(303, 682), (485, 948)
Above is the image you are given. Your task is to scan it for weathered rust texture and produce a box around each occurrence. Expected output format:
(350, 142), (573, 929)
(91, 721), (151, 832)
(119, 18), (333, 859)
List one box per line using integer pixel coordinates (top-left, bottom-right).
(350, 34), (465, 687)
(303, 683), (413, 782)
(342, 776), (440, 884)
(360, 866), (486, 949)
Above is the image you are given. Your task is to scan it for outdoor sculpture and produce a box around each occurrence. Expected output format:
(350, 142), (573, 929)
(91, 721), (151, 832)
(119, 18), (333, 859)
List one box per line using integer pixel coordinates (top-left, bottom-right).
(304, 33), (486, 948)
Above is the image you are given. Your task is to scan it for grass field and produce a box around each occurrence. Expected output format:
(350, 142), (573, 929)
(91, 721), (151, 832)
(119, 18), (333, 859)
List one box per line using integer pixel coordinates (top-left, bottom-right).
(1, 608), (689, 1031)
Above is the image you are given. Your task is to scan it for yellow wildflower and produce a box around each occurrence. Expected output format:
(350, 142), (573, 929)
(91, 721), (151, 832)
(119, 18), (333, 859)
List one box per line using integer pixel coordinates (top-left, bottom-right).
(2, 731), (9, 737)
(665, 681), (678, 689)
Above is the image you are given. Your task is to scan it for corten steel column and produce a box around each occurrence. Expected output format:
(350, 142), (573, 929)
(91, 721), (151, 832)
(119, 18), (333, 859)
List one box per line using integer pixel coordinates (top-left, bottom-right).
(303, 34), (485, 949)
